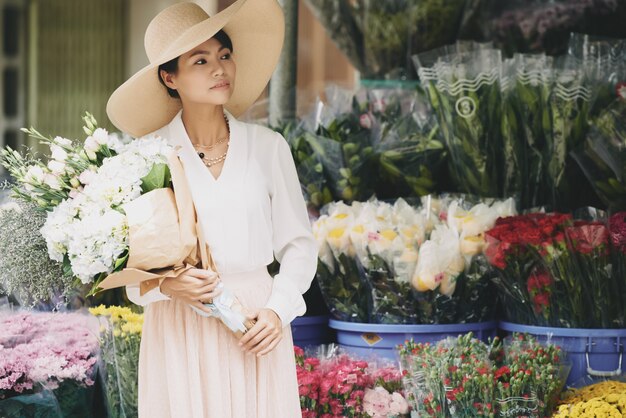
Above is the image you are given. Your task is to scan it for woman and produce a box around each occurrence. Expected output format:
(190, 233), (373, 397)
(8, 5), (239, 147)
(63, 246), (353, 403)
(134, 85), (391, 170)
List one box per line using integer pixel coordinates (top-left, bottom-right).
(105, 1), (317, 417)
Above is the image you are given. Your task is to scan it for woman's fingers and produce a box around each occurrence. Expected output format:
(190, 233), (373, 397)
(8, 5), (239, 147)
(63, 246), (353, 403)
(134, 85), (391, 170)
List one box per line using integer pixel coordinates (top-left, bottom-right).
(242, 327), (272, 352)
(187, 268), (219, 282)
(257, 335), (282, 357)
(192, 280), (221, 298)
(188, 300), (214, 316)
(196, 287), (223, 303)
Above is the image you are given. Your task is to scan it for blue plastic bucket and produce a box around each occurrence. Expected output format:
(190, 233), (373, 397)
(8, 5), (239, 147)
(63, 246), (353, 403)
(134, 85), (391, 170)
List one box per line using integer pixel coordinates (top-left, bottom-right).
(328, 320), (498, 359)
(499, 322), (626, 387)
(291, 315), (334, 348)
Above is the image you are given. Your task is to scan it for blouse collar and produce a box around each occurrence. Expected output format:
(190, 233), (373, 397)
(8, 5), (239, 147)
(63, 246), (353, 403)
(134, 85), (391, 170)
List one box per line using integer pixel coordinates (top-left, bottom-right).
(165, 108), (247, 186)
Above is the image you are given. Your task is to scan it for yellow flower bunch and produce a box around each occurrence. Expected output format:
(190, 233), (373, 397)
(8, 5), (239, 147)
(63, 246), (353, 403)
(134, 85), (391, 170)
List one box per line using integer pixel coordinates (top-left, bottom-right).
(555, 381), (626, 417)
(89, 304), (144, 336)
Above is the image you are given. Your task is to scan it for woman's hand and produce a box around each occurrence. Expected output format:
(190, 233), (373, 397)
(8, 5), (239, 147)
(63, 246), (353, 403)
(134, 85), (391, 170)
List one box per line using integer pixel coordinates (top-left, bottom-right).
(160, 268), (222, 315)
(238, 309), (283, 356)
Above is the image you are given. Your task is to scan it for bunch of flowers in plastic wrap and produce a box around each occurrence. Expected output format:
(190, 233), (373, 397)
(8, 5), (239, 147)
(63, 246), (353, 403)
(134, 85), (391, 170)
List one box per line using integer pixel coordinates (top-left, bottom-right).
(89, 305), (143, 418)
(413, 38), (625, 211)
(398, 333), (496, 418)
(313, 201), (369, 322)
(494, 334), (566, 418)
(485, 211), (626, 327)
(574, 99), (626, 211)
(364, 366), (409, 418)
(277, 86), (446, 214)
(0, 310), (102, 418)
(397, 332), (565, 418)
(294, 345), (322, 418)
(293, 345), (409, 418)
(313, 195), (515, 324)
(555, 380), (626, 417)
(411, 196), (515, 324)
(500, 53), (554, 209)
(414, 44), (505, 199)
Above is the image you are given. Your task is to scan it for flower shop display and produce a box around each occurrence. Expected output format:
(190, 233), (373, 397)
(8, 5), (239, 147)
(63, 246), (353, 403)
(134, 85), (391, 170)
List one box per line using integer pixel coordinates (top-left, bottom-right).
(303, 0), (467, 80)
(313, 195), (515, 325)
(555, 380), (626, 417)
(89, 305), (143, 418)
(415, 46), (505, 199)
(275, 86), (447, 213)
(574, 99), (626, 211)
(294, 345), (410, 418)
(0, 310), (103, 418)
(0, 114), (253, 336)
(397, 332), (566, 418)
(485, 211), (626, 328)
(413, 39), (626, 211)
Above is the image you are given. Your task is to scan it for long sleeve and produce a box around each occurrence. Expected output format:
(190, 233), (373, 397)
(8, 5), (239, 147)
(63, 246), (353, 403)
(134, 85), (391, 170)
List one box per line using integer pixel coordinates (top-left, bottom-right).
(125, 278), (171, 306)
(263, 134), (318, 327)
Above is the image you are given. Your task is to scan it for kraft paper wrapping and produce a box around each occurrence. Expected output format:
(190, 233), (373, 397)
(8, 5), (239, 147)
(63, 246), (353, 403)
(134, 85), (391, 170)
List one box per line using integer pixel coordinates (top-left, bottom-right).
(97, 147), (255, 336)
(97, 149), (199, 291)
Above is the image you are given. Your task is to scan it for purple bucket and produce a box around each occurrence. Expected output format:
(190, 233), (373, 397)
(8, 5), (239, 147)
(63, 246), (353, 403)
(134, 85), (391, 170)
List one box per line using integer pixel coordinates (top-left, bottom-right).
(499, 322), (626, 387)
(291, 315), (334, 348)
(329, 320), (498, 359)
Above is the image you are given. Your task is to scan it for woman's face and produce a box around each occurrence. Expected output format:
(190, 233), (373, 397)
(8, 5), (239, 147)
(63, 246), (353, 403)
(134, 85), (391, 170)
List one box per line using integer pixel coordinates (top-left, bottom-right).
(162, 37), (236, 105)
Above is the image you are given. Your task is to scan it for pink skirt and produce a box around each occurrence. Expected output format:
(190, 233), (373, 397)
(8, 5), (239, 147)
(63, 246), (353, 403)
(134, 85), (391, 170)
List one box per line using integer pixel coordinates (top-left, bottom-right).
(137, 266), (302, 418)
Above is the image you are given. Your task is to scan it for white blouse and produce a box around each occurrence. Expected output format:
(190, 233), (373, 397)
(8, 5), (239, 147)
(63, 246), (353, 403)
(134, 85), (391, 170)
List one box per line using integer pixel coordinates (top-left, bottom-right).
(126, 109), (318, 326)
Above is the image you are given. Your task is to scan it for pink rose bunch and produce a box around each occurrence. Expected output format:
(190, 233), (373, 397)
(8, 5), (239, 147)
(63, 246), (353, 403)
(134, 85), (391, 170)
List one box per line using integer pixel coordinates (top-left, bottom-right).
(318, 355), (371, 418)
(295, 346), (323, 418)
(294, 347), (410, 417)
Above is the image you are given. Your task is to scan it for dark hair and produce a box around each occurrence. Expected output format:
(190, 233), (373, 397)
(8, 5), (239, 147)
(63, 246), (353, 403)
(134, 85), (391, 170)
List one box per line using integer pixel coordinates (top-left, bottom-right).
(158, 29), (234, 99)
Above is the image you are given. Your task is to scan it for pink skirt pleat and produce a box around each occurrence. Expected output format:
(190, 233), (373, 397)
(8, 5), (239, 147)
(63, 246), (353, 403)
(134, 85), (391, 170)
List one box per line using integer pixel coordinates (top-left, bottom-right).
(137, 267), (302, 418)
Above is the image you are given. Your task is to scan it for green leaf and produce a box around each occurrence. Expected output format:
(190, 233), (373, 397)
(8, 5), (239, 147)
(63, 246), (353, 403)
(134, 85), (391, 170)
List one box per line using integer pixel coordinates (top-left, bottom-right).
(140, 163), (171, 193)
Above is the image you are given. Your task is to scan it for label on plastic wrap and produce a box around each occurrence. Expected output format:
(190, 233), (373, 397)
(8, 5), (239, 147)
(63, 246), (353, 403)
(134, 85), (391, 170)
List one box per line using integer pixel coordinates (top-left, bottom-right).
(455, 96), (477, 119)
(361, 333), (382, 346)
(497, 395), (539, 417)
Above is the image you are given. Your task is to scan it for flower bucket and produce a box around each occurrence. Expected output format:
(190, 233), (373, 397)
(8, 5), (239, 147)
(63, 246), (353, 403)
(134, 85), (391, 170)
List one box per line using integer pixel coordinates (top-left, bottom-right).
(290, 315), (334, 348)
(328, 319), (497, 359)
(499, 321), (626, 387)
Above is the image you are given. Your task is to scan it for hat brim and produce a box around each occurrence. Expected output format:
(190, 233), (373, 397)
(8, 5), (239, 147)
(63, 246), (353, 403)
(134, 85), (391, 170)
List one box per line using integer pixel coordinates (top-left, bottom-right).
(106, 0), (284, 137)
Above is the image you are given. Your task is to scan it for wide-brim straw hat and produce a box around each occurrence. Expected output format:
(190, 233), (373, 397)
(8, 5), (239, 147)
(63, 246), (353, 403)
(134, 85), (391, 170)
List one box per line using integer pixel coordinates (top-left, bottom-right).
(106, 0), (284, 137)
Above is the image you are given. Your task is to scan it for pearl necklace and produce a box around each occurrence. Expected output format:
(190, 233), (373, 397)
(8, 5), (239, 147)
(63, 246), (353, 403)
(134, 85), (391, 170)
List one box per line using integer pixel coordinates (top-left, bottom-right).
(193, 114), (230, 168)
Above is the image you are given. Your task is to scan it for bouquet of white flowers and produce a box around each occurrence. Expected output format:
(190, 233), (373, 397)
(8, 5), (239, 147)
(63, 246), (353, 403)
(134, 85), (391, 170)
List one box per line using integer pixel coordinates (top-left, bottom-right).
(1, 113), (253, 336)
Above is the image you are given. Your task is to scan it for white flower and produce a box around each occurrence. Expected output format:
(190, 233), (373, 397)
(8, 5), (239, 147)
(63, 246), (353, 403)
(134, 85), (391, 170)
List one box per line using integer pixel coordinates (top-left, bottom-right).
(43, 173), (62, 190)
(47, 160), (66, 175)
(50, 144), (68, 162)
(91, 128), (109, 145)
(312, 215), (334, 271)
(25, 165), (46, 184)
(53, 136), (72, 147)
(78, 169), (96, 185)
(83, 136), (100, 153)
(412, 225), (465, 296)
